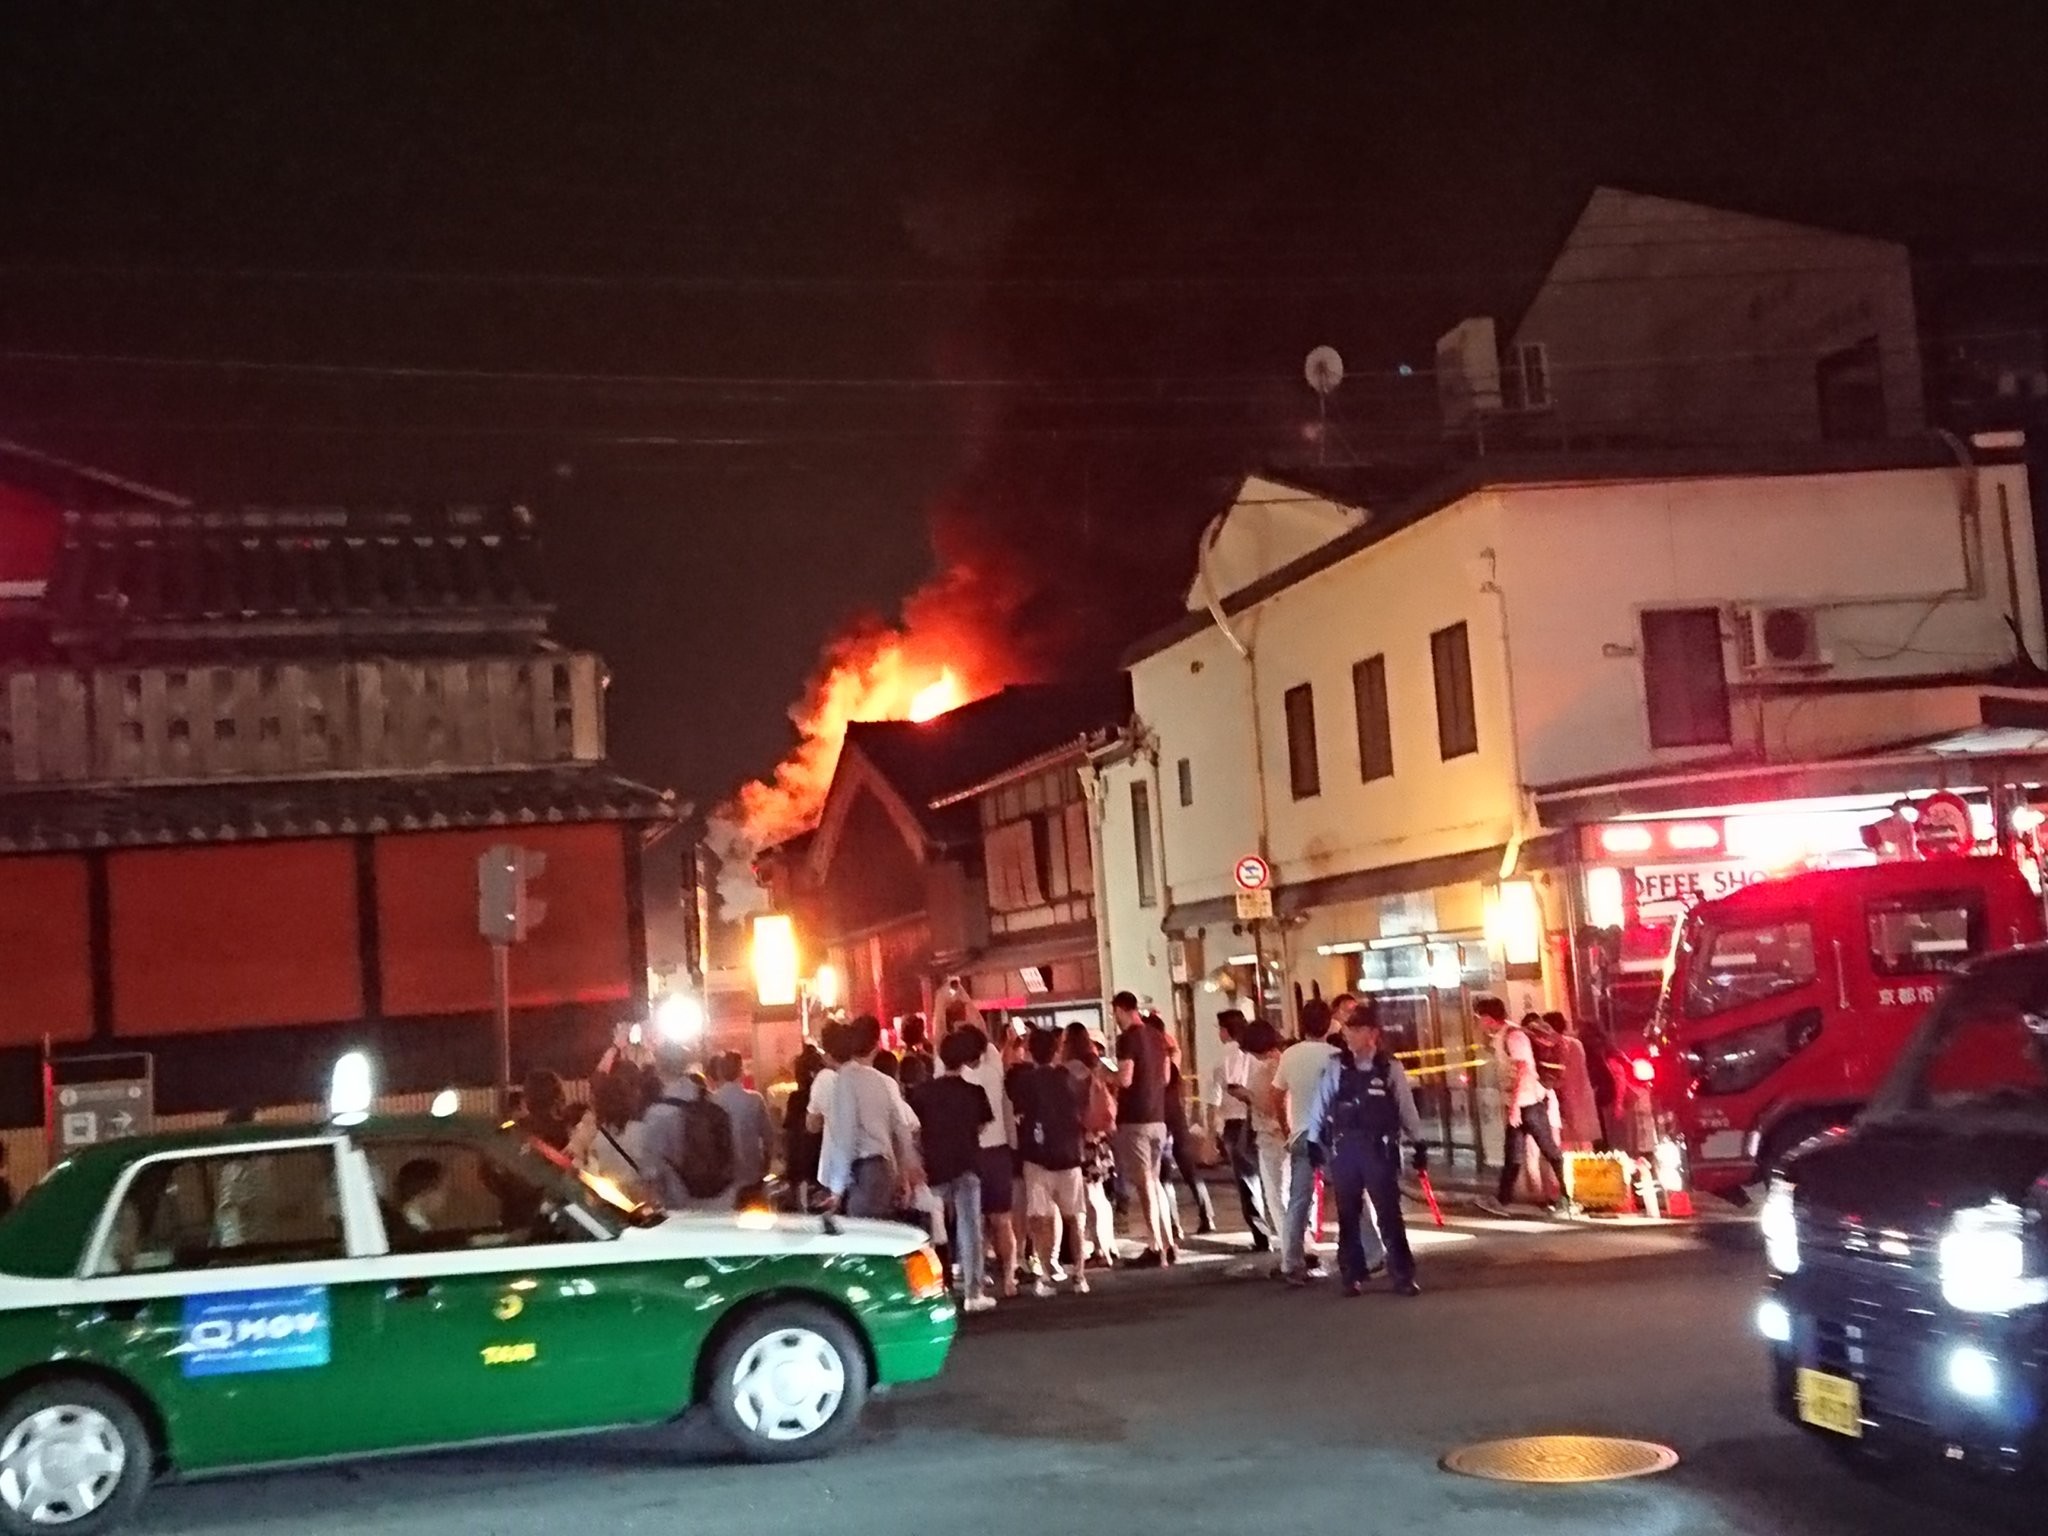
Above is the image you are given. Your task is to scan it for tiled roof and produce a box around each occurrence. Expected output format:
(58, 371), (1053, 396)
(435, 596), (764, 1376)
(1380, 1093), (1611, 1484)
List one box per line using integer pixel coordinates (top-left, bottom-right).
(842, 680), (1132, 832)
(0, 767), (675, 853)
(45, 503), (550, 652)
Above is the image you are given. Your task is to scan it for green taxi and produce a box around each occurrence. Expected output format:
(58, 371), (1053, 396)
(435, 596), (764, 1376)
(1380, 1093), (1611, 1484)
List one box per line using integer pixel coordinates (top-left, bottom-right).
(0, 1117), (955, 1533)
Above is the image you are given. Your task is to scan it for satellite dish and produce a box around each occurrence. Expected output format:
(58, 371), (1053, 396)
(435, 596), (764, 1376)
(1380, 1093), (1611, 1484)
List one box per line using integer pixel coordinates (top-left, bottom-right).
(1304, 345), (1345, 396)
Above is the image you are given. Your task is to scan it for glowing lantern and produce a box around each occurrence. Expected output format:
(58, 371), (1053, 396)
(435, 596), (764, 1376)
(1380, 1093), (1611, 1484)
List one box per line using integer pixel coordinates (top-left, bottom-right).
(1487, 880), (1544, 968)
(752, 914), (801, 1007)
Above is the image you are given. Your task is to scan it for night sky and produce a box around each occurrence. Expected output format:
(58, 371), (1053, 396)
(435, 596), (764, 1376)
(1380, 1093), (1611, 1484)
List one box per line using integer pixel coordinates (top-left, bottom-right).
(4, 2), (2045, 807)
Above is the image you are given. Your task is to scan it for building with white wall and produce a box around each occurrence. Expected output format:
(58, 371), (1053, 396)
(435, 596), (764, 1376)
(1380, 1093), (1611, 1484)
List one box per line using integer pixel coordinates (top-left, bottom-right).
(1096, 438), (2048, 1163)
(1439, 186), (1925, 451)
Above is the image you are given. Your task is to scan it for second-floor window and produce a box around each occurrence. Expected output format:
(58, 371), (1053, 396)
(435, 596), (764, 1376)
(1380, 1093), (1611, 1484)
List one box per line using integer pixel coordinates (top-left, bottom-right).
(1176, 757), (1194, 807)
(1431, 622), (1479, 760)
(1641, 607), (1732, 748)
(1351, 654), (1394, 782)
(1283, 683), (1321, 799)
(1131, 780), (1157, 908)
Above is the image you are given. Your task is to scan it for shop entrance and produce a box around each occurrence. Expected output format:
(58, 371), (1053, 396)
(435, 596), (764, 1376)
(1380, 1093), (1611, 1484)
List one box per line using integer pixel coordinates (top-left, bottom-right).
(1353, 934), (1492, 1170)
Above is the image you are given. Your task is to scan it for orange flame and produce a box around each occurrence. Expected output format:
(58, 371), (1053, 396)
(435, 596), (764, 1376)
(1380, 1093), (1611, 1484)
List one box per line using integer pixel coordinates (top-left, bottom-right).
(713, 628), (994, 881)
(709, 561), (1034, 916)
(908, 669), (965, 723)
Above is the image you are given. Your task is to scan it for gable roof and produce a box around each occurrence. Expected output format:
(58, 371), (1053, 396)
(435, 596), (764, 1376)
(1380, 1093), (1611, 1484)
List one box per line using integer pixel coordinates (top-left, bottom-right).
(805, 679), (1133, 882)
(1124, 438), (2027, 670)
(845, 679), (1132, 817)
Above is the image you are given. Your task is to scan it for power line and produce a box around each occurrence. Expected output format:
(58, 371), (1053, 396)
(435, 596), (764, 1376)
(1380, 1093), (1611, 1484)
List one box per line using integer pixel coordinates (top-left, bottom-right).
(1, 327), (2038, 395)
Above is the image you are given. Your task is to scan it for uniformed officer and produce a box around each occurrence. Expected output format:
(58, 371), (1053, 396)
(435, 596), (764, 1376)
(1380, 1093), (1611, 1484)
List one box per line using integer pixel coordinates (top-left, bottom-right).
(1302, 998), (1427, 1297)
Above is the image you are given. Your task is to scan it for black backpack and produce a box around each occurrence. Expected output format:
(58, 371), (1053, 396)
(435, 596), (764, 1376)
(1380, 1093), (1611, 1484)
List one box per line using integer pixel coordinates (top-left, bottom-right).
(659, 1095), (735, 1199)
(1024, 1065), (1084, 1160)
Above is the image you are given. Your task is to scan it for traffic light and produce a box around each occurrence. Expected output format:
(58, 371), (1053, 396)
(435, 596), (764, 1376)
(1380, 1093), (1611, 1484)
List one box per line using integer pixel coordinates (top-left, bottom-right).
(477, 844), (548, 944)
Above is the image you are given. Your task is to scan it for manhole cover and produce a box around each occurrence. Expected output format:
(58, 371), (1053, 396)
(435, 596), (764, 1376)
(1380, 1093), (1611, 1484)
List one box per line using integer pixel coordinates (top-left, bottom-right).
(1441, 1435), (1679, 1484)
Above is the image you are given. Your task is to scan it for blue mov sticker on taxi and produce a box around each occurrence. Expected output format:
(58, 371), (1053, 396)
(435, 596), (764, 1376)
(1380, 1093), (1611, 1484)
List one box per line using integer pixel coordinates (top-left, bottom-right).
(179, 1285), (332, 1378)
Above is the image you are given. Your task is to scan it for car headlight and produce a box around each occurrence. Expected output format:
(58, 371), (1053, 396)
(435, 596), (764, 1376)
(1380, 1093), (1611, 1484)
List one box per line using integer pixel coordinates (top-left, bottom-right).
(1761, 1177), (1800, 1275)
(1939, 1200), (2047, 1314)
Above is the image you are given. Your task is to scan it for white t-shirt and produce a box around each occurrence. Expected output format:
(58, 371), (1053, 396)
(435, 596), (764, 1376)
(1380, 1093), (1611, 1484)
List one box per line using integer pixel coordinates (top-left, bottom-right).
(1495, 1025), (1547, 1109)
(1209, 1040), (1252, 1121)
(809, 1066), (839, 1128)
(1275, 1039), (1338, 1138)
(961, 1045), (1012, 1148)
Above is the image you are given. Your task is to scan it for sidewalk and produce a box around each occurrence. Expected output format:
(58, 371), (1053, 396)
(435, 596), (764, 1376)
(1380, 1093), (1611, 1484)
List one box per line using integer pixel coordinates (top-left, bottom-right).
(1162, 1155), (1751, 1255)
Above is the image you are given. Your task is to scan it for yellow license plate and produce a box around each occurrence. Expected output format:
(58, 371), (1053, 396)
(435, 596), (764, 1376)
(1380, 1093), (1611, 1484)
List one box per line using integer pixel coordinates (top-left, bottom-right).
(1796, 1368), (1863, 1438)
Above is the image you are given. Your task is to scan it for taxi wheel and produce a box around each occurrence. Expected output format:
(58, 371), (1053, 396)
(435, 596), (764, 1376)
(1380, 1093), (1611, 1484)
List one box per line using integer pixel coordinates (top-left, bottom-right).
(706, 1303), (869, 1461)
(0, 1380), (151, 1535)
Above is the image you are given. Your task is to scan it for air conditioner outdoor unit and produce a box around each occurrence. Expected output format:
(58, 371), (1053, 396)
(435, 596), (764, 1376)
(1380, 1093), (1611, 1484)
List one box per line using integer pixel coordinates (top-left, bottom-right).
(1737, 606), (1829, 671)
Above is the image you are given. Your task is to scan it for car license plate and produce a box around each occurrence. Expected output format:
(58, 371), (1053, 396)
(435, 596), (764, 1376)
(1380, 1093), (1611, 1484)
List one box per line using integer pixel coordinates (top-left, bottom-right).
(1795, 1368), (1862, 1438)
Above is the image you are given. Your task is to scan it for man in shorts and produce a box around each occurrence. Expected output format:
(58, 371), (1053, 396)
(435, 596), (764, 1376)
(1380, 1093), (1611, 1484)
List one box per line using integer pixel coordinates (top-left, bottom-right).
(1011, 1025), (1090, 1297)
(1111, 990), (1175, 1266)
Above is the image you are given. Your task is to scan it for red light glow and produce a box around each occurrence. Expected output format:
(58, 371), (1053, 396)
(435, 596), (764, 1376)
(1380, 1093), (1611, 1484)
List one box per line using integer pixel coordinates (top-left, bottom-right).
(1599, 825), (1655, 856)
(1665, 822), (1722, 852)
(1630, 1057), (1657, 1084)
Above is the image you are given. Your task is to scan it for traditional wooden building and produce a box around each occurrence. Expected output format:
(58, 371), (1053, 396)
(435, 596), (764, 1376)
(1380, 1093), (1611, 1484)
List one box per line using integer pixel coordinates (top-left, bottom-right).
(755, 681), (1128, 1031)
(0, 490), (674, 1127)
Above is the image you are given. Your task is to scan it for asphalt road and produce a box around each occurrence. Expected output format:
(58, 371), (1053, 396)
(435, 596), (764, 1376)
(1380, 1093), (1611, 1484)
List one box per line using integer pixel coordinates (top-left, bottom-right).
(133, 1223), (2033, 1536)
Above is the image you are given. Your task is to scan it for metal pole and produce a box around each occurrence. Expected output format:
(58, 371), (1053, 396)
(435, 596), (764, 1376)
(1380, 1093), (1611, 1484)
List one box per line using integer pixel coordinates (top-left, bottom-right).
(1250, 919), (1269, 1027)
(493, 941), (513, 1114)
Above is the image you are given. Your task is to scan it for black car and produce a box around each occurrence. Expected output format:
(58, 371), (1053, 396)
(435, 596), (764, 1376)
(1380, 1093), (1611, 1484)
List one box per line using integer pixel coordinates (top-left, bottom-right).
(1760, 946), (2048, 1475)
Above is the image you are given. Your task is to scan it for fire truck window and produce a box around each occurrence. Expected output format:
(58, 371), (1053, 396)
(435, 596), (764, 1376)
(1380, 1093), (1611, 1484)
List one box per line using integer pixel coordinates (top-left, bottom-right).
(1866, 894), (1981, 977)
(1683, 919), (1817, 1018)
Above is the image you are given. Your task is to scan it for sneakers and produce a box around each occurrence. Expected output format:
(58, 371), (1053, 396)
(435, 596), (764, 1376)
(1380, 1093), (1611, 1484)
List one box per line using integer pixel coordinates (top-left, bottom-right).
(1129, 1249), (1165, 1270)
(1394, 1277), (1423, 1297)
(1342, 1280), (1365, 1298)
(1474, 1196), (1513, 1218)
(1070, 1273), (1091, 1296)
(962, 1293), (998, 1314)
(1032, 1278), (1056, 1299)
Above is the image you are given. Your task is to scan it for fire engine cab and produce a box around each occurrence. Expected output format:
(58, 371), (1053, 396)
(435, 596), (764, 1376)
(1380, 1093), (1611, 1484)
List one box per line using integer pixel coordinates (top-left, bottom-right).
(1653, 852), (2046, 1195)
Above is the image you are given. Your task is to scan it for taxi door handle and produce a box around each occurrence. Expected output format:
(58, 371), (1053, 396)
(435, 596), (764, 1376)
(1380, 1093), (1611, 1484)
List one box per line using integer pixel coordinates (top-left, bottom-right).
(385, 1278), (438, 1302)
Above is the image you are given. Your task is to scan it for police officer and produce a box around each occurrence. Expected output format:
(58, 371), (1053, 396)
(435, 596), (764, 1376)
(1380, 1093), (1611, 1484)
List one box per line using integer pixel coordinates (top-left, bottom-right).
(1302, 997), (1426, 1297)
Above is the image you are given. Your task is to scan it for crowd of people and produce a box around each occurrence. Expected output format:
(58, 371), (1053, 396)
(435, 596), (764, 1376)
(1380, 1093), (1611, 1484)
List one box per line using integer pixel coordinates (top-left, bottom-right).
(519, 984), (1636, 1311)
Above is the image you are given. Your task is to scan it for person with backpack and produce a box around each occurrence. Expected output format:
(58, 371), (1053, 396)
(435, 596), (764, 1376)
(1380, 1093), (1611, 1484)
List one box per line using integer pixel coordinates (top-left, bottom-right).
(818, 1014), (923, 1218)
(1013, 1025), (1092, 1296)
(1474, 996), (1576, 1218)
(640, 1037), (738, 1211)
(1301, 997), (1426, 1297)
(708, 1051), (774, 1205)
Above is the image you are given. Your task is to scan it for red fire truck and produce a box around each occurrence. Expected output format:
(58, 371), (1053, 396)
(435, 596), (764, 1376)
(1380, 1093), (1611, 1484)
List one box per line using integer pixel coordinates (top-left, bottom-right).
(1649, 852), (2046, 1195)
